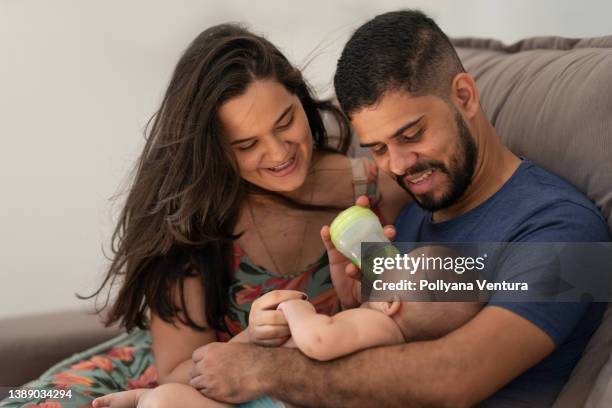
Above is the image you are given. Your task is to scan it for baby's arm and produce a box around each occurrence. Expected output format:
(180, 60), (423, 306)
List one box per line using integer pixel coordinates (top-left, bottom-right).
(228, 328), (250, 343)
(277, 299), (404, 361)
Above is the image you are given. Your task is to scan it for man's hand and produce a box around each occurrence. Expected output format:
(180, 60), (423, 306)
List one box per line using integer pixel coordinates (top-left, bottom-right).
(190, 342), (266, 403)
(321, 195), (396, 308)
(248, 289), (307, 347)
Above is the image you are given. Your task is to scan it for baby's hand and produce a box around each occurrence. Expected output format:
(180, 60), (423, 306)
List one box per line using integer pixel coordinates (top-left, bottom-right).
(92, 388), (149, 408)
(248, 289), (308, 347)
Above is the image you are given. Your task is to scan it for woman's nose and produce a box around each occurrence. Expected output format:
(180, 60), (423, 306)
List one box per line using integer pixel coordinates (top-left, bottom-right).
(265, 135), (290, 163)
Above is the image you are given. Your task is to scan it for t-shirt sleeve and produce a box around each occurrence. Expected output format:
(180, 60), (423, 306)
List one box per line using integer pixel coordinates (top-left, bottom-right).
(487, 201), (610, 346)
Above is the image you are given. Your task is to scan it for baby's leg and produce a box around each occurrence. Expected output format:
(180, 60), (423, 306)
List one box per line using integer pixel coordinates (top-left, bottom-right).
(92, 388), (147, 408)
(143, 383), (232, 407)
(93, 384), (231, 408)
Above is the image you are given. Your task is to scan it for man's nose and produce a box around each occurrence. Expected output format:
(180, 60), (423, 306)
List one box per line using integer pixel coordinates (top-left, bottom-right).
(388, 146), (417, 176)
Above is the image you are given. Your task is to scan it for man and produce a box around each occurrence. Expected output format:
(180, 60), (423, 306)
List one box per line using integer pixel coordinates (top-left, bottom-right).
(190, 10), (610, 407)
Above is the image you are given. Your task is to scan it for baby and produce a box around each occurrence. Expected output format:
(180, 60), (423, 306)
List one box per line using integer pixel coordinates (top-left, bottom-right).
(93, 297), (480, 408)
(94, 283), (481, 408)
(93, 228), (483, 407)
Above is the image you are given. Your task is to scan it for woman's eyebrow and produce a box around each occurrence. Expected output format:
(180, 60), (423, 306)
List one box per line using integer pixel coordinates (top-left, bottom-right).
(274, 104), (294, 125)
(231, 136), (256, 145)
(230, 104), (294, 145)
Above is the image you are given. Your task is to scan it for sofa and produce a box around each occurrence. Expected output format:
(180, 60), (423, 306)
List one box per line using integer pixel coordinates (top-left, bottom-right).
(452, 35), (612, 407)
(1, 34), (611, 407)
(0, 309), (121, 400)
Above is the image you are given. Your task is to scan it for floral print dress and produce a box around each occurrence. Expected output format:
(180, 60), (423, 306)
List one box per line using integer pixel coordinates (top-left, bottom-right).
(0, 158), (380, 408)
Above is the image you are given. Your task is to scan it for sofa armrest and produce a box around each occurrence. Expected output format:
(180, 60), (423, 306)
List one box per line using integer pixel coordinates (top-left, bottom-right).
(0, 309), (122, 389)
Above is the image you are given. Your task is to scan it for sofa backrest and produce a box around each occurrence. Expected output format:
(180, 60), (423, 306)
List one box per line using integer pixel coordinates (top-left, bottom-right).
(453, 35), (612, 408)
(454, 36), (612, 233)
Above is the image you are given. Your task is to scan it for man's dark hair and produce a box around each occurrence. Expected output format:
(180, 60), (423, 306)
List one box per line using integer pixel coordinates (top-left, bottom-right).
(334, 9), (466, 116)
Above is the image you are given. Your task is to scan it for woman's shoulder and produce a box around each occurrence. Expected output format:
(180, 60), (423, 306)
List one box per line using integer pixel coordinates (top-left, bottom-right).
(309, 153), (380, 205)
(308, 152), (353, 206)
(309, 153), (411, 220)
(375, 167), (412, 224)
(312, 152), (373, 193)
(310, 153), (375, 202)
(311, 151), (351, 169)
(343, 155), (412, 224)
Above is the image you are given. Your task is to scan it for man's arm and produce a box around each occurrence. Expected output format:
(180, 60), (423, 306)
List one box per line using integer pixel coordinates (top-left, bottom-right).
(329, 259), (362, 308)
(320, 225), (361, 308)
(255, 305), (554, 408)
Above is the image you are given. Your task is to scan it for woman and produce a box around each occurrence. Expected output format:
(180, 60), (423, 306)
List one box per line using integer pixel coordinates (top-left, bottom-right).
(0, 24), (408, 408)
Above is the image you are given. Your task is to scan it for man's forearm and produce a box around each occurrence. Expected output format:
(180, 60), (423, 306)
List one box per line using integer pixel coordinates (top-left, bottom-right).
(257, 340), (468, 408)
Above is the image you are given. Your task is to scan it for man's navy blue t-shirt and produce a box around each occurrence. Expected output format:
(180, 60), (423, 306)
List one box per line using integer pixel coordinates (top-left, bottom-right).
(394, 160), (610, 407)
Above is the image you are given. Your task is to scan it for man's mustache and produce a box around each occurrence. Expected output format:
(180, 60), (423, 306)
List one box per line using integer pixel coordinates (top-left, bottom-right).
(394, 161), (449, 185)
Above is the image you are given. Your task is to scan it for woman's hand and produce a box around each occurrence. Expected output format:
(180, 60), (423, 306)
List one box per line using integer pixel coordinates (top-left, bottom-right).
(248, 289), (307, 347)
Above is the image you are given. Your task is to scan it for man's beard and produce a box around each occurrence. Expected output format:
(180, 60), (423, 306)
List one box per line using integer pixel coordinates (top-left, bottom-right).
(396, 113), (478, 212)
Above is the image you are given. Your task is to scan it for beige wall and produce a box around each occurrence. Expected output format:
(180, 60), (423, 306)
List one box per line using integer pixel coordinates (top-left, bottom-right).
(1, 0), (610, 318)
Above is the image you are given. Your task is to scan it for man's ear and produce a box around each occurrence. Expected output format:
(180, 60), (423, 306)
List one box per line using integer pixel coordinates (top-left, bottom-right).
(383, 300), (402, 316)
(450, 72), (480, 120)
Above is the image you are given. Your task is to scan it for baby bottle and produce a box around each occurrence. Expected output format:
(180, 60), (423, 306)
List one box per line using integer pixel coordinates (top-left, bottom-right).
(330, 205), (398, 281)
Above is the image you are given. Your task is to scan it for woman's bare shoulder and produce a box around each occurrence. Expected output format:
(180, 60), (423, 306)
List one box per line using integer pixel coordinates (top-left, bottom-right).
(309, 152), (354, 206)
(311, 151), (351, 170)
(374, 163), (412, 224)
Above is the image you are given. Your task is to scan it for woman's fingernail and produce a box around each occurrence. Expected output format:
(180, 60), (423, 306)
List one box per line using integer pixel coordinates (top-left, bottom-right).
(302, 293), (308, 300)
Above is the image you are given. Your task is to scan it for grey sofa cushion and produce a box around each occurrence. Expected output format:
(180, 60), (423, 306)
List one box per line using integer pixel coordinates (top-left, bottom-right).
(453, 36), (612, 231)
(453, 35), (612, 408)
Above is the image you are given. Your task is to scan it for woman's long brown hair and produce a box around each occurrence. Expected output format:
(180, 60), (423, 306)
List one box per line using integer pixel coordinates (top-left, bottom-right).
(80, 24), (351, 333)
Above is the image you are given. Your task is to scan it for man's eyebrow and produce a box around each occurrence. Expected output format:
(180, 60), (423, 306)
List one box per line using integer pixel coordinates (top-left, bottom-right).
(230, 104), (294, 145)
(359, 115), (425, 148)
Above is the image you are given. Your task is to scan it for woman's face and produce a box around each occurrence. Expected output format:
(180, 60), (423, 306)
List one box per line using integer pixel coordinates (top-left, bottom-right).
(219, 79), (313, 193)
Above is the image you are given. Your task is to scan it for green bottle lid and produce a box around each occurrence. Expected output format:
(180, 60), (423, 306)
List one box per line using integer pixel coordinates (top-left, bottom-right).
(329, 205), (379, 249)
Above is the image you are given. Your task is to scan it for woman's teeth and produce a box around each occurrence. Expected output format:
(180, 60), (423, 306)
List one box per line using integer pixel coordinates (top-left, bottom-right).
(408, 169), (434, 184)
(269, 156), (295, 172)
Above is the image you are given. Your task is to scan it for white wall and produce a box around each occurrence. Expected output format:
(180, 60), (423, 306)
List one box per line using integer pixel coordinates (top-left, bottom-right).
(1, 0), (610, 318)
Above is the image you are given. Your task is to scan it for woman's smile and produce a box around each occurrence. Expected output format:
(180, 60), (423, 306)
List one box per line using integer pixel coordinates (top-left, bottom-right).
(264, 150), (299, 177)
